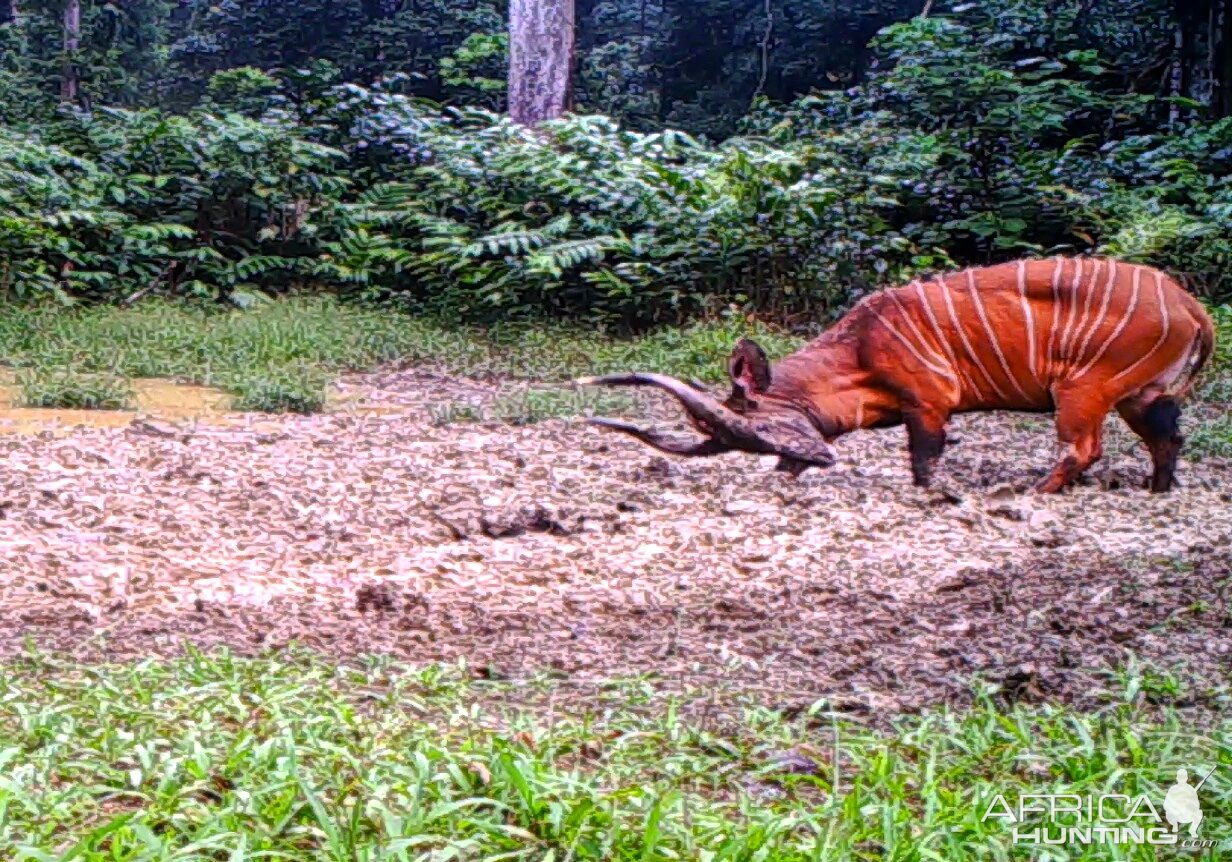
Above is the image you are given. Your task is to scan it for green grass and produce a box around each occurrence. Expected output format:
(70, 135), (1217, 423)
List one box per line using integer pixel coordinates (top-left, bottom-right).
(14, 369), (134, 410)
(1189, 415), (1232, 459)
(492, 390), (640, 426)
(1198, 304), (1232, 404)
(0, 298), (456, 415)
(431, 389), (641, 427)
(0, 651), (1228, 860)
(1209, 305), (1232, 371)
(0, 296), (1225, 422)
(0, 298), (803, 416)
(226, 362), (333, 414)
(1186, 305), (1232, 458)
(477, 316), (804, 384)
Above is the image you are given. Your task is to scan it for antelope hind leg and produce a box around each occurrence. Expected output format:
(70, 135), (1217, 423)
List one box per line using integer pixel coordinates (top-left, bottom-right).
(1116, 396), (1184, 493)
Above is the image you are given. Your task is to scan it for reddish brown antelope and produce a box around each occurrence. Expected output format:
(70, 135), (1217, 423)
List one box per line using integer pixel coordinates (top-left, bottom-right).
(577, 257), (1215, 493)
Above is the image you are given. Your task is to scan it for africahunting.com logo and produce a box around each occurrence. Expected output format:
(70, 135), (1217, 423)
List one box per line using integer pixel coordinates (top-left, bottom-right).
(982, 766), (1220, 849)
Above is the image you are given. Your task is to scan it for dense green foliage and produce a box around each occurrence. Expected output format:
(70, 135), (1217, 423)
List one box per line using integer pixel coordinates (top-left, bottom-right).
(1, 649), (1228, 860)
(1, 0), (1230, 326)
(0, 0), (949, 134)
(3, 0), (1228, 134)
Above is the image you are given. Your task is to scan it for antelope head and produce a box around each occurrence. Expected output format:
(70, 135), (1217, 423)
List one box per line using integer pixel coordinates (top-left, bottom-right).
(575, 338), (836, 477)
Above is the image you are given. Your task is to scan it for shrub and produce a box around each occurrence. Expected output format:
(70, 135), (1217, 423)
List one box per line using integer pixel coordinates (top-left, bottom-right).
(0, 108), (347, 305)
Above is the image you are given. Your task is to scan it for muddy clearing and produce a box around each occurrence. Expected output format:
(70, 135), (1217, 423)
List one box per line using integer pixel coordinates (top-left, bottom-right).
(2, 367), (1231, 715)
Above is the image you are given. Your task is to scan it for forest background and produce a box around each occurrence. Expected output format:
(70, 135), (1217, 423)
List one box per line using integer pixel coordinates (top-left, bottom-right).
(0, 0), (1229, 330)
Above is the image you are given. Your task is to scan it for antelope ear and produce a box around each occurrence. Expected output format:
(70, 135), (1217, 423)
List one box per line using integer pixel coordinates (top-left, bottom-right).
(728, 338), (772, 397)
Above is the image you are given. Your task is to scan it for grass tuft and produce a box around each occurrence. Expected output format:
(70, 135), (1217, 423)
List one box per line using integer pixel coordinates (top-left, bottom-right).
(429, 402), (485, 426)
(492, 389), (640, 426)
(15, 369), (134, 410)
(224, 363), (331, 414)
(431, 388), (640, 427)
(1188, 415), (1232, 459)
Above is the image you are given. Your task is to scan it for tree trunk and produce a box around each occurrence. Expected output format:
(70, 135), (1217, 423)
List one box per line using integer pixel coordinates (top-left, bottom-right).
(508, 0), (575, 126)
(61, 0), (81, 104)
(1168, 21), (1184, 123)
(1219, 0), (1232, 117)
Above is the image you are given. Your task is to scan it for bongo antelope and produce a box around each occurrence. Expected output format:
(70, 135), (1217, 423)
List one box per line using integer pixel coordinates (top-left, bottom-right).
(578, 257), (1215, 493)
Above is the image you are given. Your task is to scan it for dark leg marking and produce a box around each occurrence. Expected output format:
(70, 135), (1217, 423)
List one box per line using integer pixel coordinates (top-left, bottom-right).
(906, 412), (948, 488)
(1116, 396), (1185, 493)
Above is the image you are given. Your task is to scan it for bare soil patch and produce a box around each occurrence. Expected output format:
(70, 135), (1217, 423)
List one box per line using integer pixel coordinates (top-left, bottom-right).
(2, 368), (1230, 714)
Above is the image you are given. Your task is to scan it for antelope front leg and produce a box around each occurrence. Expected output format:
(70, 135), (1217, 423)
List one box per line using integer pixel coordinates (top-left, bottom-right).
(1036, 398), (1107, 493)
(905, 410), (949, 488)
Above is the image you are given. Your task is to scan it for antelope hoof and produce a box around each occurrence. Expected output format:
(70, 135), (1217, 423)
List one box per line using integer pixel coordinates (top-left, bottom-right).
(774, 456), (810, 478)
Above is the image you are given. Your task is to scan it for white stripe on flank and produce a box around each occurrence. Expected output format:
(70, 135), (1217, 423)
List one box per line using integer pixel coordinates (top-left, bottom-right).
(915, 281), (961, 366)
(1061, 259), (1101, 359)
(868, 306), (957, 380)
(941, 273), (1006, 399)
(1075, 260), (1106, 357)
(1059, 259), (1089, 359)
(966, 270), (1032, 400)
(1110, 271), (1170, 383)
(886, 288), (952, 371)
(1017, 260), (1040, 384)
(1045, 257), (1065, 382)
(1073, 265), (1141, 381)
(958, 367), (981, 398)
(915, 279), (971, 399)
(1072, 260), (1118, 368)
